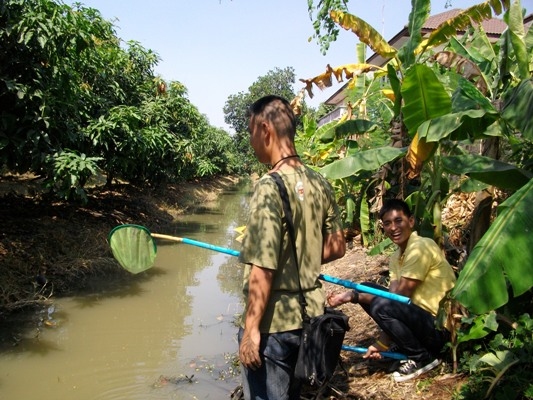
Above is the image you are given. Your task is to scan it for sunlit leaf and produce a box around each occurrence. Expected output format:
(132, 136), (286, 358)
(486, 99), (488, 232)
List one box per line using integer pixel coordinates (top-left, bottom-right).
(504, 0), (529, 79)
(360, 188), (370, 247)
(345, 196), (355, 224)
(398, 0), (430, 66)
(422, 1), (509, 51)
(334, 119), (377, 139)
(405, 132), (436, 179)
(320, 147), (405, 180)
(457, 312), (498, 344)
(381, 89), (395, 101)
(401, 64), (452, 136)
(330, 10), (397, 59)
(417, 109), (499, 142)
(367, 237), (393, 256)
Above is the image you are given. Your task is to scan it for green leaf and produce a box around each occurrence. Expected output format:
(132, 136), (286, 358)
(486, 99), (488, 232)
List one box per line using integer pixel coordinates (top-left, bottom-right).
(401, 64), (452, 136)
(460, 178), (490, 193)
(452, 179), (533, 313)
(418, 109), (499, 143)
(387, 64), (402, 116)
(330, 10), (397, 59)
(442, 154), (533, 190)
(345, 196), (355, 225)
(504, 0), (529, 79)
(334, 119), (377, 139)
(398, 0), (430, 66)
(316, 119), (339, 143)
(360, 190), (370, 247)
(501, 78), (533, 140)
(452, 77), (496, 113)
(367, 237), (393, 256)
(457, 312), (498, 344)
(320, 147), (405, 180)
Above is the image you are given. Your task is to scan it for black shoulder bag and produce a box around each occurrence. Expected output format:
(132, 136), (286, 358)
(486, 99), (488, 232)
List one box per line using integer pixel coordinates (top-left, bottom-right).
(270, 172), (350, 388)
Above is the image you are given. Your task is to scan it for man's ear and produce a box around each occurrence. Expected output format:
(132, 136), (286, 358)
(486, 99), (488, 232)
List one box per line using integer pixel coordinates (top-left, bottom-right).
(408, 215), (415, 229)
(262, 121), (273, 146)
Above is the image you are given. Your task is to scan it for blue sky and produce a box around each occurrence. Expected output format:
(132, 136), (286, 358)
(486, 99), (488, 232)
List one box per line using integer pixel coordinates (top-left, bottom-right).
(64, 0), (531, 131)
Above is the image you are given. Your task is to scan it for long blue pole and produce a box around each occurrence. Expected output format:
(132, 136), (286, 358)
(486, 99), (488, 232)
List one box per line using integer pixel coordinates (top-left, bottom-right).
(341, 345), (407, 360)
(150, 231), (411, 360)
(162, 235), (411, 305)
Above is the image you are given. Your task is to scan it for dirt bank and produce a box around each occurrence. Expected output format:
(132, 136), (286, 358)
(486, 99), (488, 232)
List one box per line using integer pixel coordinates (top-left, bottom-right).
(0, 174), (241, 314)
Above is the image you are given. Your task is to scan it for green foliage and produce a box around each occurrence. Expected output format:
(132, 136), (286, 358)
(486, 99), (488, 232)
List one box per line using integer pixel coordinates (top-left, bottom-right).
(401, 64), (452, 136)
(223, 67), (297, 173)
(1, 0), (240, 199)
(307, 0), (533, 304)
(307, 0), (349, 54)
(307, 4), (533, 395)
(452, 179), (533, 314)
(44, 149), (102, 203)
(455, 313), (533, 400)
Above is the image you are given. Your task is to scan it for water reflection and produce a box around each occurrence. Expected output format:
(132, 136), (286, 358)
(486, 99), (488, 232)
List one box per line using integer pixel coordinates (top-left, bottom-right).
(0, 183), (249, 399)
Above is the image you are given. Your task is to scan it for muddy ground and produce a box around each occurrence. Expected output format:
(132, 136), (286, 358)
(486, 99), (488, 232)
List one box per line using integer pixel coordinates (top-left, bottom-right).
(0, 173), (465, 399)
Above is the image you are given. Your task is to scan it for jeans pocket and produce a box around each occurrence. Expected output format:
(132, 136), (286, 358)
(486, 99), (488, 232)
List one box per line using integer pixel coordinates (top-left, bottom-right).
(262, 330), (300, 362)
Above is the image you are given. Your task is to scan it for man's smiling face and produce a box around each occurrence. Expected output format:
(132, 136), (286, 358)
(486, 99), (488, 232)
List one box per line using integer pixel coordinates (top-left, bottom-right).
(381, 209), (415, 252)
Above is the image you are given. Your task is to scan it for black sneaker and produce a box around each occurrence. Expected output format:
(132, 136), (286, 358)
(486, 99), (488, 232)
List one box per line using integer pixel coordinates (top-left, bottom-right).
(392, 358), (440, 382)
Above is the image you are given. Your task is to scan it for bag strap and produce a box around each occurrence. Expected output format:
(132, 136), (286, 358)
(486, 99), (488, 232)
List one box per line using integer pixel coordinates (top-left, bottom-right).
(270, 172), (309, 320)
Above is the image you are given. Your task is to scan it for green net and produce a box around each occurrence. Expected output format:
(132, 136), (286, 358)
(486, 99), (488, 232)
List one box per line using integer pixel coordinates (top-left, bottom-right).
(108, 224), (157, 274)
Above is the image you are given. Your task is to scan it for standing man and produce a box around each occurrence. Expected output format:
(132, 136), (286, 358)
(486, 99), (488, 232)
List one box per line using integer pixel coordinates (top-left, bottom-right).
(238, 95), (346, 399)
(328, 199), (456, 382)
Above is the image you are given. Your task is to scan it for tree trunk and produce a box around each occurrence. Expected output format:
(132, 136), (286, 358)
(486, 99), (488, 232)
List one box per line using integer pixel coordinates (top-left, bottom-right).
(466, 137), (500, 254)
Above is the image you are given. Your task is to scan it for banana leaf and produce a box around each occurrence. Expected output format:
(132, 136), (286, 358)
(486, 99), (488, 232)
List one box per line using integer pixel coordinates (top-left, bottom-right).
(502, 78), (533, 140)
(417, 109), (500, 143)
(442, 154), (533, 191)
(452, 178), (533, 314)
(320, 147), (405, 180)
(398, 0), (430, 67)
(423, 0), (509, 50)
(504, 0), (529, 79)
(330, 10), (397, 59)
(333, 119), (377, 140)
(401, 64), (452, 136)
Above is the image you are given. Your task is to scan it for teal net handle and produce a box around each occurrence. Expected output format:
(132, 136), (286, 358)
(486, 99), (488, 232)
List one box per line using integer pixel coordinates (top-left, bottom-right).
(109, 224), (411, 304)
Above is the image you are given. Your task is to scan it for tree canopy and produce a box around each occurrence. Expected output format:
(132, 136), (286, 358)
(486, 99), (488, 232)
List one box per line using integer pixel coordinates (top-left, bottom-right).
(223, 66), (298, 172)
(0, 0), (239, 201)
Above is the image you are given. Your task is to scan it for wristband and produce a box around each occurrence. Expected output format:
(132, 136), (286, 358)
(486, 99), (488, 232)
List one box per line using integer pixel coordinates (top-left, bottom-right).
(375, 340), (390, 351)
(350, 289), (359, 304)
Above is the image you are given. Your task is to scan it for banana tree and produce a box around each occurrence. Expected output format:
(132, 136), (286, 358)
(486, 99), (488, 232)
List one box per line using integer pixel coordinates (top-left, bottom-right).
(301, 0), (533, 314)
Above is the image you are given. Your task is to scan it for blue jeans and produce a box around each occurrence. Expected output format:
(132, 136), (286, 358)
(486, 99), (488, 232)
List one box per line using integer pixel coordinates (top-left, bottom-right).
(237, 327), (301, 400)
(359, 283), (450, 362)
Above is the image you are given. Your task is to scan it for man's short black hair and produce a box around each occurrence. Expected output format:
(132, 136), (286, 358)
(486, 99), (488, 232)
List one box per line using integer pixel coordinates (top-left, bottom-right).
(378, 199), (412, 220)
(247, 95), (296, 139)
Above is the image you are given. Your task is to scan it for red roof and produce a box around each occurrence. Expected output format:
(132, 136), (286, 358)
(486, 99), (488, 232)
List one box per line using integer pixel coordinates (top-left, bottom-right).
(424, 8), (508, 35)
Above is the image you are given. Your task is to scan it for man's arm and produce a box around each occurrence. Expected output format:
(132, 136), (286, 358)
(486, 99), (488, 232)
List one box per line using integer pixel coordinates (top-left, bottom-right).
(392, 276), (420, 297)
(239, 265), (274, 370)
(322, 230), (346, 263)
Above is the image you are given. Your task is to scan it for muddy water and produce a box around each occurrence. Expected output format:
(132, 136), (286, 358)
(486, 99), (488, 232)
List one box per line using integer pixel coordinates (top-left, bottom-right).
(0, 184), (251, 400)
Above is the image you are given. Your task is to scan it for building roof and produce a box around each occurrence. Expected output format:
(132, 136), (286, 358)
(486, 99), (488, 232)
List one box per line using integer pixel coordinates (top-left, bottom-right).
(423, 8), (508, 34)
